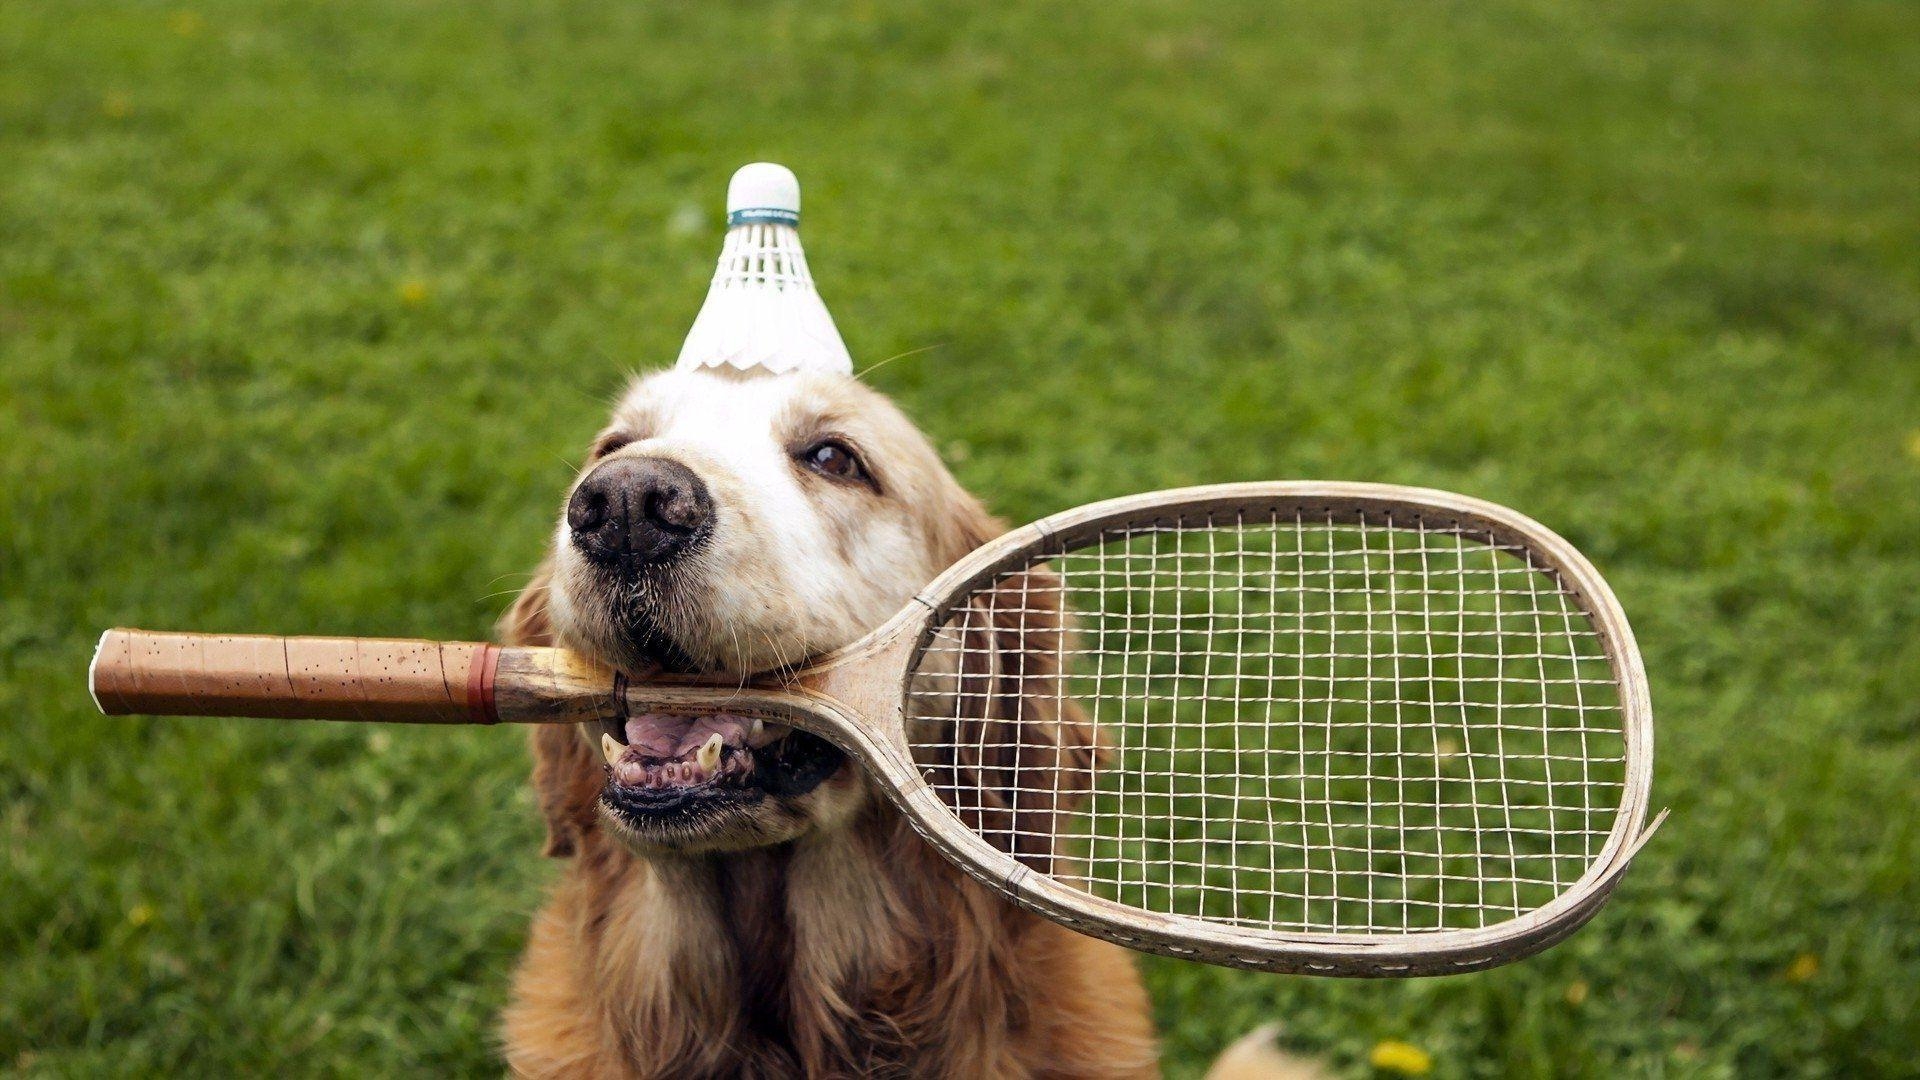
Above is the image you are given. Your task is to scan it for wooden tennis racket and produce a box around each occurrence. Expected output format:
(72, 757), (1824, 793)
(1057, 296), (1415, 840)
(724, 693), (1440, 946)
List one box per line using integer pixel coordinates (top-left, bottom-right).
(91, 482), (1658, 976)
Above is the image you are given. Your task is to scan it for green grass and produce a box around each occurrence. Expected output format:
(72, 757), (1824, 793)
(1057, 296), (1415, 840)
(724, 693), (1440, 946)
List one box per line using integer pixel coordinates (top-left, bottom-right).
(3, 0), (1917, 1075)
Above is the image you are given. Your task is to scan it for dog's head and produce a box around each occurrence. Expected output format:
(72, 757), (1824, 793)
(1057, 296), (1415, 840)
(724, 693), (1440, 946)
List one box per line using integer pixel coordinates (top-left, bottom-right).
(506, 366), (1006, 855)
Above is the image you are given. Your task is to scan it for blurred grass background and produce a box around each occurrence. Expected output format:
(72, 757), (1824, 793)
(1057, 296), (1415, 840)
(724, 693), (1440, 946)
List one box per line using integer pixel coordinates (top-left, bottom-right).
(3, 0), (1917, 1075)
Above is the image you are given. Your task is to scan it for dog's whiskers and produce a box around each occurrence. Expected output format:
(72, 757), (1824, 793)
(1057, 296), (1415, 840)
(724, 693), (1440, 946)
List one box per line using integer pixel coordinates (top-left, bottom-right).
(855, 342), (943, 380)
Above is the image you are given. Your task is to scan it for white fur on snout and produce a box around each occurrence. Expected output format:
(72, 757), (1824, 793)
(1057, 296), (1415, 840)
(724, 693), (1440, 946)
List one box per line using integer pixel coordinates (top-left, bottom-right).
(551, 368), (960, 675)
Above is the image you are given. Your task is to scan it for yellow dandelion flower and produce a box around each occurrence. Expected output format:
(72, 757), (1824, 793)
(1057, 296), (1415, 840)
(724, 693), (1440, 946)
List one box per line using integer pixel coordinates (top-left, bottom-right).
(1564, 979), (1589, 1006)
(397, 279), (430, 306)
(1905, 431), (1920, 460)
(169, 10), (203, 37)
(1784, 953), (1819, 982)
(1369, 1039), (1432, 1076)
(101, 92), (132, 119)
(127, 902), (155, 927)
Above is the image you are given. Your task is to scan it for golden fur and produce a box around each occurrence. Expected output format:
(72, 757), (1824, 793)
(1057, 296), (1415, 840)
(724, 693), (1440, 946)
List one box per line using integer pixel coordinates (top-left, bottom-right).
(497, 369), (1159, 1078)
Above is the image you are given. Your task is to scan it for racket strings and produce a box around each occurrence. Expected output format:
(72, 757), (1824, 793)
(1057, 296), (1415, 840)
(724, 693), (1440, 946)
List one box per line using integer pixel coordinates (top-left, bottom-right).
(906, 508), (1627, 935)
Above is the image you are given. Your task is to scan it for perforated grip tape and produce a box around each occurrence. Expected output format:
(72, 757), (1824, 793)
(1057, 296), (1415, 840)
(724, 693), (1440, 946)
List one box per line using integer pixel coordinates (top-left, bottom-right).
(89, 629), (499, 724)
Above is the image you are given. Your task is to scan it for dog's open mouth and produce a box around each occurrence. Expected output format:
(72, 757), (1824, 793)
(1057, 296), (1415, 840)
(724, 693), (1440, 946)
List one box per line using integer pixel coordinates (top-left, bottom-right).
(596, 712), (845, 824)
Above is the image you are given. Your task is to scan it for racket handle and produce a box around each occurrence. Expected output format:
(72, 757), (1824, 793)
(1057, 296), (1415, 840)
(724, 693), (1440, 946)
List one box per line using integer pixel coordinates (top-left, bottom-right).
(90, 628), (499, 724)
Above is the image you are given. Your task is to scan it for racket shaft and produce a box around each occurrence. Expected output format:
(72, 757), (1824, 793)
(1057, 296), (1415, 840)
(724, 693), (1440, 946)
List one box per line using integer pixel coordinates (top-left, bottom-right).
(91, 629), (493, 724)
(88, 629), (863, 732)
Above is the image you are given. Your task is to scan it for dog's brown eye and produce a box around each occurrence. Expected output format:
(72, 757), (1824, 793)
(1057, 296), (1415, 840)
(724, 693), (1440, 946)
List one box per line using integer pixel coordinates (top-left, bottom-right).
(799, 440), (870, 485)
(592, 434), (633, 460)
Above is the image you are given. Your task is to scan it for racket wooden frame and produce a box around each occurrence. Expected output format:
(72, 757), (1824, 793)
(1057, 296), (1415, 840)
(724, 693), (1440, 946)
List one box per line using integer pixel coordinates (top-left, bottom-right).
(91, 482), (1658, 976)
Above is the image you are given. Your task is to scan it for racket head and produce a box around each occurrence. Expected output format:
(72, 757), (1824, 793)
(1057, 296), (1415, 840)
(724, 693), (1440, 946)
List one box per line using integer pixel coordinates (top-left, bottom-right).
(890, 482), (1654, 975)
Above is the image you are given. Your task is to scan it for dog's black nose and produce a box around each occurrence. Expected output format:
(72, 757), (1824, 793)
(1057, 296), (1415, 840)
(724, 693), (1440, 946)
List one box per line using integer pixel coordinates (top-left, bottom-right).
(567, 456), (713, 566)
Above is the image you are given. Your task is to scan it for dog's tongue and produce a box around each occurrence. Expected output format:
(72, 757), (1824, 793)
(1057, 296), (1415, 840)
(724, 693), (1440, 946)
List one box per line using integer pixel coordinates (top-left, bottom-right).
(623, 713), (759, 760)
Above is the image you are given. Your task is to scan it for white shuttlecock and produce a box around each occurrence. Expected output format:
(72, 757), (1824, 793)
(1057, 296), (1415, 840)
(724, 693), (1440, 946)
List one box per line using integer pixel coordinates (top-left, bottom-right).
(674, 163), (853, 377)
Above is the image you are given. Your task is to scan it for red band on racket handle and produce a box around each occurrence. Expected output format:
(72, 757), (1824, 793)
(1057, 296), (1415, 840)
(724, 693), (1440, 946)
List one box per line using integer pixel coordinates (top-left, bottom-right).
(466, 644), (502, 725)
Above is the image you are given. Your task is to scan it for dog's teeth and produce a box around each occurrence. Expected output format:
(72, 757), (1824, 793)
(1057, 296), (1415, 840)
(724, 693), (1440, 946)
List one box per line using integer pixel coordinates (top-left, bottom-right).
(750, 719), (764, 742)
(601, 732), (623, 767)
(697, 733), (723, 774)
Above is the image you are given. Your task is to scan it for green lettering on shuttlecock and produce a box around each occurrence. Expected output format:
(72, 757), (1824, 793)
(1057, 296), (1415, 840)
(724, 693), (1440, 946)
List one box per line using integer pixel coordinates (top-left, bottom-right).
(728, 207), (800, 227)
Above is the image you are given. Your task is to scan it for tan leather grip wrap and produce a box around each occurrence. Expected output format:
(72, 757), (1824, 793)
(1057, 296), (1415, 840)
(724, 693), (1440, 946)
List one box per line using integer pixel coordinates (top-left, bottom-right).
(90, 629), (491, 724)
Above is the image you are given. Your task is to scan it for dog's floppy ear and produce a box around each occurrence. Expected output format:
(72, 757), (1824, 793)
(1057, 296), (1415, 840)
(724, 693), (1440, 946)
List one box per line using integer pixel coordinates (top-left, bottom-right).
(946, 569), (1100, 873)
(499, 560), (600, 858)
(925, 496), (1101, 875)
(500, 558), (556, 647)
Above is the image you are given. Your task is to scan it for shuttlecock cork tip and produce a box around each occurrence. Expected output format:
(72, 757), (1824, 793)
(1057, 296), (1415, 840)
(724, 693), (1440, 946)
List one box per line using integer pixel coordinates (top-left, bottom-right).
(727, 162), (801, 227)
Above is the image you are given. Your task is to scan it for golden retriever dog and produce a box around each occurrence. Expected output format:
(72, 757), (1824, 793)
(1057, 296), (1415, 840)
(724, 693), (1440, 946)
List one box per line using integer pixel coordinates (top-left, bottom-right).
(497, 365), (1161, 1078)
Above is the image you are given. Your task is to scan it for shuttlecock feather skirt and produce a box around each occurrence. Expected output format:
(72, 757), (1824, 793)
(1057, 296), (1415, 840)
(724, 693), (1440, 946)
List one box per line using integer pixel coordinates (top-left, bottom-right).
(674, 222), (853, 377)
